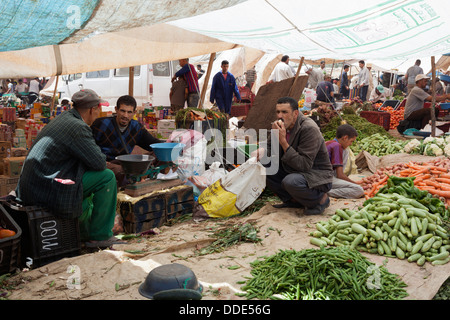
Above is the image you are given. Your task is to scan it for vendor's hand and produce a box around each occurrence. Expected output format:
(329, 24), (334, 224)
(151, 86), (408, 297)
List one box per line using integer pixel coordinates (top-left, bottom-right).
(272, 119), (287, 144)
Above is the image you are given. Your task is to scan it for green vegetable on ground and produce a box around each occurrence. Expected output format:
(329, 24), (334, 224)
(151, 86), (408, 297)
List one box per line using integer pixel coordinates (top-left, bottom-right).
(310, 176), (449, 266)
(238, 246), (408, 300)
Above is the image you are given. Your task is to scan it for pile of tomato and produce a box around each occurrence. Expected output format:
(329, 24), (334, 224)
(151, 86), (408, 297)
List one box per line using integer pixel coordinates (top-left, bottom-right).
(379, 106), (404, 130)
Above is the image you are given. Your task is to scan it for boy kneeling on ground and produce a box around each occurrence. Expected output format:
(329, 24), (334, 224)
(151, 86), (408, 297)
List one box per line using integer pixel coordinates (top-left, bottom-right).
(326, 124), (364, 199)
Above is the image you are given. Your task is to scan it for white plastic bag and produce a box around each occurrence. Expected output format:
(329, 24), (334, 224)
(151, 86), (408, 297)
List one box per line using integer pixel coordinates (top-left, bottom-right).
(168, 129), (207, 179)
(188, 162), (226, 190)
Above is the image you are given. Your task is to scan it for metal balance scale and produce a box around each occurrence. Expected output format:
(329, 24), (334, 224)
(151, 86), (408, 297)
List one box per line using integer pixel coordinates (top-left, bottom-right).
(115, 143), (185, 195)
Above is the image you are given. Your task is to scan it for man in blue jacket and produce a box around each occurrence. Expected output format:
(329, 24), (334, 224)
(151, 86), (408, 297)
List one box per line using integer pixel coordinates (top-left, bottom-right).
(210, 60), (241, 114)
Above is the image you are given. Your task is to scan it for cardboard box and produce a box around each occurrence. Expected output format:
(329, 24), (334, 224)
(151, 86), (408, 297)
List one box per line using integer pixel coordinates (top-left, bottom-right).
(0, 175), (19, 196)
(11, 147), (27, 157)
(157, 120), (176, 140)
(16, 118), (27, 130)
(157, 119), (176, 131)
(0, 141), (11, 159)
(3, 156), (26, 177)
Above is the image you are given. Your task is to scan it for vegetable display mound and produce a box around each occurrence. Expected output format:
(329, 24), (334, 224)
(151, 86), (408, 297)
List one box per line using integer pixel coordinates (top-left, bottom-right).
(352, 133), (408, 157)
(238, 247), (408, 300)
(311, 176), (449, 266)
(322, 114), (392, 144)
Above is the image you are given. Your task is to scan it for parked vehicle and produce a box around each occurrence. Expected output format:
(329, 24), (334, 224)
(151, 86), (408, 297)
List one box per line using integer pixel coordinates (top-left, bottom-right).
(58, 61), (181, 108)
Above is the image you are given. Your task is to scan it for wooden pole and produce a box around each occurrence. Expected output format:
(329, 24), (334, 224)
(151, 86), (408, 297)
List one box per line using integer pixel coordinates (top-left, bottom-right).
(50, 76), (59, 116)
(430, 56), (436, 137)
(288, 56), (305, 97)
(128, 66), (134, 96)
(330, 59), (335, 78)
(199, 52), (216, 108)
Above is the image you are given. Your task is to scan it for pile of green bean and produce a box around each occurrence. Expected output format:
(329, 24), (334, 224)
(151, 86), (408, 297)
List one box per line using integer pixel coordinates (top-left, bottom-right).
(238, 246), (408, 300)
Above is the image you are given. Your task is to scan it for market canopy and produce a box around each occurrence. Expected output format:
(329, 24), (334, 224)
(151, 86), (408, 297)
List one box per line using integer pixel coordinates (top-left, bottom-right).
(0, 0), (449, 78)
(170, 0), (450, 62)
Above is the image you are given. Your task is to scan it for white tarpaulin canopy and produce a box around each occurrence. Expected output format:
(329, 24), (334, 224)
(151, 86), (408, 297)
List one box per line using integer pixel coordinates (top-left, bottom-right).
(0, 0), (449, 78)
(170, 0), (450, 62)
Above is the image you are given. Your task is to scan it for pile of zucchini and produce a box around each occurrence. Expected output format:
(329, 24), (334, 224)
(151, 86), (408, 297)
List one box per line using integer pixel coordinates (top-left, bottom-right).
(311, 177), (449, 266)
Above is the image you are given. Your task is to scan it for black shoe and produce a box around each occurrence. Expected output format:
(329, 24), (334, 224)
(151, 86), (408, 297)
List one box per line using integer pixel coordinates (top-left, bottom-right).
(272, 201), (304, 209)
(304, 197), (330, 215)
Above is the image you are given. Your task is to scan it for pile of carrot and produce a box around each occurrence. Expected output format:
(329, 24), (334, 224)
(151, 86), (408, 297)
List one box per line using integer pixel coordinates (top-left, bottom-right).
(363, 158), (450, 207)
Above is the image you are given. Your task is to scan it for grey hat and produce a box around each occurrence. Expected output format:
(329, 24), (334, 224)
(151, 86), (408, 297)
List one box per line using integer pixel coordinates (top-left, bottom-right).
(72, 89), (106, 109)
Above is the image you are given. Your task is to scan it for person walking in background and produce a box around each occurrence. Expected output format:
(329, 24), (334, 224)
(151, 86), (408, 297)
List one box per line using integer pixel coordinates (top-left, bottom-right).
(196, 64), (205, 79)
(340, 65), (350, 98)
(245, 66), (257, 90)
(356, 60), (370, 102)
(316, 75), (335, 103)
(404, 60), (424, 96)
(305, 66), (323, 90)
(268, 55), (294, 82)
(210, 60), (241, 114)
(172, 58), (199, 108)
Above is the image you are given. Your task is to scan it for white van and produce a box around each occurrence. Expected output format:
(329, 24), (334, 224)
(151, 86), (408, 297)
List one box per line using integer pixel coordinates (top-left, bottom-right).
(58, 60), (181, 108)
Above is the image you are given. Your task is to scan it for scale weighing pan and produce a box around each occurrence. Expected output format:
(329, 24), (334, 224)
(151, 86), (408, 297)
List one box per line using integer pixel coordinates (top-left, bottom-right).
(115, 154), (155, 175)
(150, 143), (185, 162)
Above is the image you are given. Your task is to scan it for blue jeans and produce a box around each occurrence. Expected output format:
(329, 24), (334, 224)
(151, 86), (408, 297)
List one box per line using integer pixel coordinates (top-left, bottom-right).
(359, 85), (368, 102)
(265, 164), (331, 209)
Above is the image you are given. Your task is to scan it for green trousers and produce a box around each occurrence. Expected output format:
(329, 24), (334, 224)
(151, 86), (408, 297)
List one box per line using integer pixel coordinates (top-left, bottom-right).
(79, 169), (117, 241)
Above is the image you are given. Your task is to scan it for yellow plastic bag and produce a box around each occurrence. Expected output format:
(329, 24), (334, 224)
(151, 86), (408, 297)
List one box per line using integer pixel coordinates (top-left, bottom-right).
(194, 157), (266, 219)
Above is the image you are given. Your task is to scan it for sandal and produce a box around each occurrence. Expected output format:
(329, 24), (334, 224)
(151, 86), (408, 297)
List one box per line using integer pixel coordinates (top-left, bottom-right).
(85, 236), (127, 248)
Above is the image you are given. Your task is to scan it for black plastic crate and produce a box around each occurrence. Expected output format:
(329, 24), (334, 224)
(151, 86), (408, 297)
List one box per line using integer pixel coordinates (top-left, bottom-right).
(380, 100), (400, 110)
(0, 197), (81, 268)
(0, 204), (22, 275)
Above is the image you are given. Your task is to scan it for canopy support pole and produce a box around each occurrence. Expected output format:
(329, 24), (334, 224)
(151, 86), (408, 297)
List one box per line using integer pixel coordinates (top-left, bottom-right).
(50, 76), (59, 115)
(51, 44), (63, 115)
(128, 66), (135, 97)
(330, 59), (335, 77)
(288, 56), (304, 97)
(431, 56), (436, 137)
(200, 52), (216, 108)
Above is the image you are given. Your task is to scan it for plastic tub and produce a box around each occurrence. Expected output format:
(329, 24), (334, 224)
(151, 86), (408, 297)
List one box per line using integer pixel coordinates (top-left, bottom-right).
(439, 74), (450, 82)
(439, 103), (450, 110)
(150, 143), (185, 162)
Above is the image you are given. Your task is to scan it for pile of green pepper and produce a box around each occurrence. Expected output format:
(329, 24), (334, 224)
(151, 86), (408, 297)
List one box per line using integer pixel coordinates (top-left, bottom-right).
(238, 246), (408, 300)
(374, 176), (449, 218)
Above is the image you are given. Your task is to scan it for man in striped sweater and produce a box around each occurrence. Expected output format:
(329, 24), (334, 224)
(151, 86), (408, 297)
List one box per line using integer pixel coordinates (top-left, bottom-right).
(173, 58), (200, 108)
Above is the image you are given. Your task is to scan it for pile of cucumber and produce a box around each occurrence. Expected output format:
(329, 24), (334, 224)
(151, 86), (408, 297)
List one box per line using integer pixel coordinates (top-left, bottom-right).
(311, 182), (449, 266)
